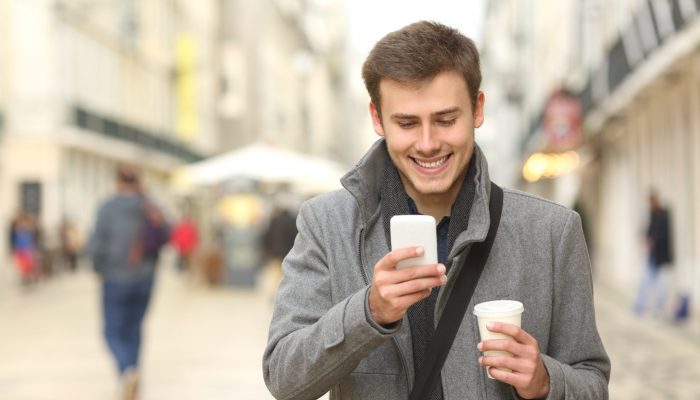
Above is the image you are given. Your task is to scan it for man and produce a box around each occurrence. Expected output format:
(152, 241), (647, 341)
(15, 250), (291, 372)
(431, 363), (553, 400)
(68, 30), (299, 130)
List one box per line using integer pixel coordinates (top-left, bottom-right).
(263, 21), (610, 399)
(89, 165), (169, 400)
(633, 190), (673, 316)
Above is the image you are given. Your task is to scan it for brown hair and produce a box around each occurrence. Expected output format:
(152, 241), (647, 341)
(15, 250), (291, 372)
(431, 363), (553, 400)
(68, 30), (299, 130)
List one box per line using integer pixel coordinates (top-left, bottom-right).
(362, 21), (481, 117)
(117, 164), (139, 185)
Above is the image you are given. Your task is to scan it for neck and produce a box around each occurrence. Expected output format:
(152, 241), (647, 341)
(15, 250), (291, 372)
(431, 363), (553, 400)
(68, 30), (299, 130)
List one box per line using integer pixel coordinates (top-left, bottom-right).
(404, 175), (465, 222)
(117, 185), (139, 196)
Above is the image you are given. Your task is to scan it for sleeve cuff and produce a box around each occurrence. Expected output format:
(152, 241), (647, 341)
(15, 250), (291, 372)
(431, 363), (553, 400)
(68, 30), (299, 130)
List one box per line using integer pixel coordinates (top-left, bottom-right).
(509, 354), (564, 400)
(363, 286), (402, 334)
(540, 354), (565, 400)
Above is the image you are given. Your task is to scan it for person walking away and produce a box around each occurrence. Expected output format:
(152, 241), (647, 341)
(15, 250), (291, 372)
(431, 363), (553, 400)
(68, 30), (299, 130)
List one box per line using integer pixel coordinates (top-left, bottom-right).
(263, 21), (609, 399)
(634, 190), (673, 317)
(88, 165), (169, 400)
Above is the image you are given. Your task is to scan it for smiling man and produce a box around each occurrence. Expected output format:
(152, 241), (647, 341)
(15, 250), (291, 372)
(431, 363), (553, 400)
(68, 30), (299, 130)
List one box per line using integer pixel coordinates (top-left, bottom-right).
(264, 21), (610, 400)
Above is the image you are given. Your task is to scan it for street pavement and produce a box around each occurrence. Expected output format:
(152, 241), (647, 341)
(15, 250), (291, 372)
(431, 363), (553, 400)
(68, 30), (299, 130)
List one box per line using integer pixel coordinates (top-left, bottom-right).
(0, 260), (699, 399)
(0, 260), (277, 400)
(594, 283), (700, 399)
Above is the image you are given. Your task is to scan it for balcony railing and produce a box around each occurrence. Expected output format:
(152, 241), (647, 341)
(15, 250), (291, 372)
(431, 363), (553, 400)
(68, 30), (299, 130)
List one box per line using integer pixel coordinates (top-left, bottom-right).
(72, 105), (202, 163)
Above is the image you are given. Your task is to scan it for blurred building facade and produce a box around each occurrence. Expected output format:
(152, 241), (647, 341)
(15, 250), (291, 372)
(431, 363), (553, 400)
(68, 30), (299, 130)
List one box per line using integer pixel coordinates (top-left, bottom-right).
(483, 0), (700, 313)
(217, 0), (353, 163)
(0, 0), (220, 263)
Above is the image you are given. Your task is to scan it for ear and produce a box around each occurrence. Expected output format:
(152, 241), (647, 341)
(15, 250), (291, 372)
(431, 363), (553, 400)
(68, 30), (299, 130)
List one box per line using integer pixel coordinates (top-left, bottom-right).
(473, 91), (485, 128)
(369, 102), (385, 136)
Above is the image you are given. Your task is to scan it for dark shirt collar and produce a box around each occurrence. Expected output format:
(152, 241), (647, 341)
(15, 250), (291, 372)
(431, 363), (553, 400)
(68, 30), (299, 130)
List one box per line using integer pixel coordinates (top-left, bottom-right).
(381, 157), (476, 266)
(406, 196), (451, 265)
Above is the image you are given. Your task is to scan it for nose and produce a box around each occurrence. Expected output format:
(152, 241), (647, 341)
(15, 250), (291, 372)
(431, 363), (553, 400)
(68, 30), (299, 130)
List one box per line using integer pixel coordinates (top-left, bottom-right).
(415, 124), (440, 155)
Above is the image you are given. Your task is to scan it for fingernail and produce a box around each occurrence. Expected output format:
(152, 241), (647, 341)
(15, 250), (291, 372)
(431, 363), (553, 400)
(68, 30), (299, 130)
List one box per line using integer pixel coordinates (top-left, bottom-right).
(478, 356), (483, 364)
(477, 342), (483, 351)
(437, 264), (446, 274)
(440, 275), (447, 284)
(487, 322), (495, 330)
(416, 247), (424, 256)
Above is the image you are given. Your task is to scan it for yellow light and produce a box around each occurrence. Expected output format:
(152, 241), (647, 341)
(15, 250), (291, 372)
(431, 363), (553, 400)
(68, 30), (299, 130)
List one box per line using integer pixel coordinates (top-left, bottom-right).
(523, 152), (547, 182)
(523, 151), (581, 182)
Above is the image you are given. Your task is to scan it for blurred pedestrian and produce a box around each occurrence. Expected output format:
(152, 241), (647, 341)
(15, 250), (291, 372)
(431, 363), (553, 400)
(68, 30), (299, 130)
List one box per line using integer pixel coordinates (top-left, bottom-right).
(10, 212), (38, 286)
(88, 164), (169, 400)
(634, 190), (673, 317)
(261, 201), (298, 301)
(170, 214), (199, 273)
(59, 217), (82, 272)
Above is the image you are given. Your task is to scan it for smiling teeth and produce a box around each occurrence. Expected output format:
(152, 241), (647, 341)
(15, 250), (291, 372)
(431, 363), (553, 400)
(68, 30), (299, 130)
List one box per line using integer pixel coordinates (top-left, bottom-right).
(416, 156), (448, 169)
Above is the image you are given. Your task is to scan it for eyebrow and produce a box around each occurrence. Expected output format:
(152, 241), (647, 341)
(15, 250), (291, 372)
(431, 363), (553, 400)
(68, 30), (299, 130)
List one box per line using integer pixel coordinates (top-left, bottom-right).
(390, 107), (462, 119)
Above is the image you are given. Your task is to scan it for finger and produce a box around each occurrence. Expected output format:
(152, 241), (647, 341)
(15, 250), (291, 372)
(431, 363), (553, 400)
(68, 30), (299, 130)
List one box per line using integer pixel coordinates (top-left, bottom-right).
(479, 353), (532, 375)
(391, 263), (446, 283)
(486, 322), (537, 345)
(483, 366), (528, 388)
(375, 247), (425, 271)
(373, 264), (445, 289)
(395, 288), (433, 309)
(478, 339), (528, 357)
(385, 276), (447, 298)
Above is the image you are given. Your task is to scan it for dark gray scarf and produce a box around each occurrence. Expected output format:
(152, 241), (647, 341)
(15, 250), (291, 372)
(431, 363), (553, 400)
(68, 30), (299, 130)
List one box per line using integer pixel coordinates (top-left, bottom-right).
(380, 156), (477, 264)
(379, 155), (477, 400)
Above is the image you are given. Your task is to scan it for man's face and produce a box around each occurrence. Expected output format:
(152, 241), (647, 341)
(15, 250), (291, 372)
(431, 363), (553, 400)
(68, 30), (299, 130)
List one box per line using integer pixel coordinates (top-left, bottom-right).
(370, 70), (485, 204)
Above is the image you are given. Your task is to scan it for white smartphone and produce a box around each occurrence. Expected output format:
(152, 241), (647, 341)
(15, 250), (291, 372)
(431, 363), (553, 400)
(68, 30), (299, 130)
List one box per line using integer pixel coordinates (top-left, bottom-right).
(390, 215), (438, 269)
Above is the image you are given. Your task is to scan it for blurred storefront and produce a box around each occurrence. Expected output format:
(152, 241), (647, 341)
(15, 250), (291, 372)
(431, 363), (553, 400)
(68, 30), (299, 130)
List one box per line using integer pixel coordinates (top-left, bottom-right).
(483, 0), (700, 316)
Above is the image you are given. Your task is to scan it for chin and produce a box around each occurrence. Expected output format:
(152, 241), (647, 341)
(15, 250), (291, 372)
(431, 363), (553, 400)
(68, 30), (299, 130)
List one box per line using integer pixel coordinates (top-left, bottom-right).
(413, 182), (451, 196)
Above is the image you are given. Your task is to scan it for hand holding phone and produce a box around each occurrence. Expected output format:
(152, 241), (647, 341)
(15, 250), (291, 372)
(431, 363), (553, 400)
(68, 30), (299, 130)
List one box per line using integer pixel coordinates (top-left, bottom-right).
(390, 215), (438, 269)
(369, 215), (445, 325)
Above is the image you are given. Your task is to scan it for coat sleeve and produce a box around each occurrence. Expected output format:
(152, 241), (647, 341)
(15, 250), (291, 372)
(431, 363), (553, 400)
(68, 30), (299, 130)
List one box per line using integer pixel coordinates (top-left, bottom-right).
(537, 212), (611, 399)
(262, 201), (397, 400)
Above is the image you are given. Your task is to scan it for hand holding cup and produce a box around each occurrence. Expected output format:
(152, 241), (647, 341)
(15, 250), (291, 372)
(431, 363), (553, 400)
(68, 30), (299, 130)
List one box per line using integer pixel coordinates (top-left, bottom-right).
(474, 300), (550, 398)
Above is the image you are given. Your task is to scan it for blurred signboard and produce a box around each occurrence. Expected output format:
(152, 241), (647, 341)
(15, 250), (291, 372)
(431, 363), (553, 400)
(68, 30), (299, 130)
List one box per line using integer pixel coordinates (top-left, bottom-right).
(543, 91), (582, 152)
(176, 33), (198, 142)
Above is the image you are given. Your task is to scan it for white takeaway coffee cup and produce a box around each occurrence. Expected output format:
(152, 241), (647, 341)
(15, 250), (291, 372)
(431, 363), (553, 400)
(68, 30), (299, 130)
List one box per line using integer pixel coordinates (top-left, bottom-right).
(473, 300), (524, 379)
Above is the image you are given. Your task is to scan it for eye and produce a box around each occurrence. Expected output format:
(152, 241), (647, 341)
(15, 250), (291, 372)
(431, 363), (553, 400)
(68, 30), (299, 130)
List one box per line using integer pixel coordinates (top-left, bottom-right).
(398, 121), (417, 129)
(437, 119), (456, 127)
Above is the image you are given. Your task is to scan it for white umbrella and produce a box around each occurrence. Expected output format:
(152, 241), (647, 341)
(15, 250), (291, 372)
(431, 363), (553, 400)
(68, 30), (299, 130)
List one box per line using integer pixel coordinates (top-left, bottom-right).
(173, 142), (347, 194)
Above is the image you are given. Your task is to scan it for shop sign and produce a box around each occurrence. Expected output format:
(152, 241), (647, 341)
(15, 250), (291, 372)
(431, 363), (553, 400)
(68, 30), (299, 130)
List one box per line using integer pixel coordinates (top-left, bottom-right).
(543, 91), (582, 151)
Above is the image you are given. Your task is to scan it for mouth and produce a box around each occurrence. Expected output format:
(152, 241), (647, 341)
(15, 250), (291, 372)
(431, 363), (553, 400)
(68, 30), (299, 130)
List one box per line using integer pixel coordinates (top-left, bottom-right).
(411, 154), (451, 170)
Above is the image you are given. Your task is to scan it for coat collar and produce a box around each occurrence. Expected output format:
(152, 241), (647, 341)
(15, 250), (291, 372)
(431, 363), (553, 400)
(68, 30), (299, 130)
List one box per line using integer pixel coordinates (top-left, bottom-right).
(340, 138), (494, 252)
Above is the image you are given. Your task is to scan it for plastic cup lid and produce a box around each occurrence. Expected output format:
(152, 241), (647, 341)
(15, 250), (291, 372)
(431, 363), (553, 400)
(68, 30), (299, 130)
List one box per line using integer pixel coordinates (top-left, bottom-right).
(473, 300), (524, 317)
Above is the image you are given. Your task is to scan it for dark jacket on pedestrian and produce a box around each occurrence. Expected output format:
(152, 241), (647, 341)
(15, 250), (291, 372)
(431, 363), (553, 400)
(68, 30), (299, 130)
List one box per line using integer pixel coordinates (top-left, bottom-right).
(88, 194), (168, 283)
(263, 209), (298, 260)
(647, 207), (672, 267)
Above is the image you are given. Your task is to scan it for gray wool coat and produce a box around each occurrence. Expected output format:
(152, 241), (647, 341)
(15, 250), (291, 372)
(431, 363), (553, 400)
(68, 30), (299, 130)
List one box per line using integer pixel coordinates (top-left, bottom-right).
(263, 140), (610, 400)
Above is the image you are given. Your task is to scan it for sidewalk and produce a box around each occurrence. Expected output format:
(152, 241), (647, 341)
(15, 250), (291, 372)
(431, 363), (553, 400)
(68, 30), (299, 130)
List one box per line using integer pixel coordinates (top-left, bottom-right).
(0, 262), (699, 399)
(594, 281), (700, 399)
(0, 264), (276, 400)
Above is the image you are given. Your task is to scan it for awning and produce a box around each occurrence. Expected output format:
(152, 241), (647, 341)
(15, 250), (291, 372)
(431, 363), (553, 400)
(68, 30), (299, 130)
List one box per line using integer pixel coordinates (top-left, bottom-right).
(172, 142), (347, 194)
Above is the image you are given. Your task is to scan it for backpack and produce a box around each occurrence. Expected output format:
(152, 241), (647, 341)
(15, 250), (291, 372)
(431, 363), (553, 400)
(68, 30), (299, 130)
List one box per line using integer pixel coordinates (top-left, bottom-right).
(141, 202), (169, 256)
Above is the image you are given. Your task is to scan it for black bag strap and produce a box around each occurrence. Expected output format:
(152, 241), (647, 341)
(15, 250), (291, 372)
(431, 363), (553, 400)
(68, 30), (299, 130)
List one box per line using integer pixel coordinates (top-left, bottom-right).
(409, 182), (504, 400)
